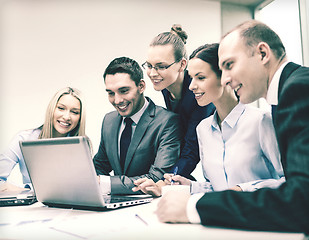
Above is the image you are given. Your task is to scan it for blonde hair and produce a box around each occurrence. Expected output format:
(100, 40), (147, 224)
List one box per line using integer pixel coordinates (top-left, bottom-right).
(39, 87), (86, 139)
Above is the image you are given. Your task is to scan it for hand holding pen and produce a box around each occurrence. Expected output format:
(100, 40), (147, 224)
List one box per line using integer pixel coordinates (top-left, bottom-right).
(170, 166), (178, 185)
(163, 166), (191, 186)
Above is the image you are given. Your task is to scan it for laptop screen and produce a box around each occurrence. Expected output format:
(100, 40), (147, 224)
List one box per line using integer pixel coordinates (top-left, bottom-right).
(19, 136), (152, 210)
(20, 137), (106, 208)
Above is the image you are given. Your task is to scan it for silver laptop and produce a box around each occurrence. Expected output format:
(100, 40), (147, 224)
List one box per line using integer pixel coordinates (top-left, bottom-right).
(0, 189), (37, 207)
(19, 136), (152, 210)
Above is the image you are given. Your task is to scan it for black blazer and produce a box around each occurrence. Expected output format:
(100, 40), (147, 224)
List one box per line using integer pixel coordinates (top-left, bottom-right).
(195, 62), (309, 234)
(162, 71), (215, 177)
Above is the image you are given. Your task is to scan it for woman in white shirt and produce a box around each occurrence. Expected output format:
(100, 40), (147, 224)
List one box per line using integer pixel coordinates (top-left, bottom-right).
(0, 87), (87, 191)
(133, 43), (285, 195)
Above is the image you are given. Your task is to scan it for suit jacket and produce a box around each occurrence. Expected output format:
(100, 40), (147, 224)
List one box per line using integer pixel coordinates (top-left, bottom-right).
(195, 62), (309, 233)
(162, 70), (215, 177)
(93, 97), (181, 195)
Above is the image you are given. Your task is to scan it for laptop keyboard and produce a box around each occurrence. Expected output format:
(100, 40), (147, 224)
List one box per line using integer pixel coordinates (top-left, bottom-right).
(103, 196), (149, 204)
(0, 196), (37, 207)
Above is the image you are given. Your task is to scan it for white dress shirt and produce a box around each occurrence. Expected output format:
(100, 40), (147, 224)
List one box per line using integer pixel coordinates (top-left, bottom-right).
(0, 128), (41, 186)
(187, 103), (285, 223)
(192, 103), (284, 193)
(266, 61), (289, 105)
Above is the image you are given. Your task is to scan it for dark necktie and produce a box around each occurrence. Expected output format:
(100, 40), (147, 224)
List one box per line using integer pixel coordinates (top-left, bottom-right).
(271, 105), (277, 124)
(120, 117), (133, 171)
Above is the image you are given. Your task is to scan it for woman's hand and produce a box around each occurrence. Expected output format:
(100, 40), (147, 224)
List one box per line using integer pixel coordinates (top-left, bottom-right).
(163, 173), (191, 186)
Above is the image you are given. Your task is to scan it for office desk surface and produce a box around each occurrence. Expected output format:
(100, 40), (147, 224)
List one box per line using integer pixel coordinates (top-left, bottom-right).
(0, 198), (307, 240)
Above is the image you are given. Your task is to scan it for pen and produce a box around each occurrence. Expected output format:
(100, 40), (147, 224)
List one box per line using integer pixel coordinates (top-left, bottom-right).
(171, 166), (178, 185)
(135, 214), (148, 226)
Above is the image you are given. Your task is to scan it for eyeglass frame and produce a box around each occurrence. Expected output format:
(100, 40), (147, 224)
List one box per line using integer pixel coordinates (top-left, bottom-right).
(141, 61), (179, 72)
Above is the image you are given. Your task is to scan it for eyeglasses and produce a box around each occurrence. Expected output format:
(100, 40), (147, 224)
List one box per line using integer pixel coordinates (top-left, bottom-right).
(142, 61), (178, 72)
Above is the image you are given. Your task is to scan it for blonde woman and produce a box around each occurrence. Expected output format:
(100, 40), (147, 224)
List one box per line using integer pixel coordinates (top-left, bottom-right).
(0, 87), (87, 191)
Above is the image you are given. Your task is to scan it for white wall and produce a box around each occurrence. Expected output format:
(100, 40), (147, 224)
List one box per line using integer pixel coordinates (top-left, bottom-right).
(1, 0), (221, 183)
(221, 2), (252, 35)
(299, 0), (309, 66)
(256, 0), (303, 65)
(253, 0), (304, 110)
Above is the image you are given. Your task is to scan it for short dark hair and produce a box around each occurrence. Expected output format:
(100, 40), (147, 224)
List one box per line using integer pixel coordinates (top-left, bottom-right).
(103, 57), (143, 86)
(189, 43), (221, 78)
(223, 20), (286, 60)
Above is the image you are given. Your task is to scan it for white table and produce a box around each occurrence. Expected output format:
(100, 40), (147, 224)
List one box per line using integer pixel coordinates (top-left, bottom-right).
(0, 198), (307, 240)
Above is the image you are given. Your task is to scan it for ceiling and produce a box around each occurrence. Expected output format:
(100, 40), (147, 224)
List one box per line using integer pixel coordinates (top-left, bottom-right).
(208, 0), (273, 9)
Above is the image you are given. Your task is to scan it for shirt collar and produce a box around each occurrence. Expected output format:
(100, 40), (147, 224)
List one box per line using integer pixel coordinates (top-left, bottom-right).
(266, 61), (289, 105)
(123, 97), (149, 125)
(211, 103), (245, 129)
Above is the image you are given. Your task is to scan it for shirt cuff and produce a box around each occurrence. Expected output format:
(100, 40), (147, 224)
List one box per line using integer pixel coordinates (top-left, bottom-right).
(99, 175), (111, 194)
(237, 183), (251, 192)
(186, 193), (204, 224)
(190, 181), (199, 194)
(190, 181), (213, 194)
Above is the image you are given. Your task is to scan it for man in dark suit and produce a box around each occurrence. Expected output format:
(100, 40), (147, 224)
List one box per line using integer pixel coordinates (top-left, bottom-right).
(155, 20), (309, 234)
(93, 56), (181, 195)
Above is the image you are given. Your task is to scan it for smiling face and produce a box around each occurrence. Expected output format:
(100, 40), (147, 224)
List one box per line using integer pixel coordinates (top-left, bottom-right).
(188, 58), (223, 106)
(145, 45), (184, 91)
(219, 31), (268, 104)
(105, 73), (145, 117)
(52, 94), (81, 137)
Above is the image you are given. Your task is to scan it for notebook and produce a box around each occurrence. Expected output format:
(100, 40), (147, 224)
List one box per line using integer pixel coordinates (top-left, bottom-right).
(19, 136), (152, 210)
(0, 189), (37, 207)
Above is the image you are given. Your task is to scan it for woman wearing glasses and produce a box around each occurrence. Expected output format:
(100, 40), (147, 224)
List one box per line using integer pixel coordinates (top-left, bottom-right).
(142, 24), (215, 179)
